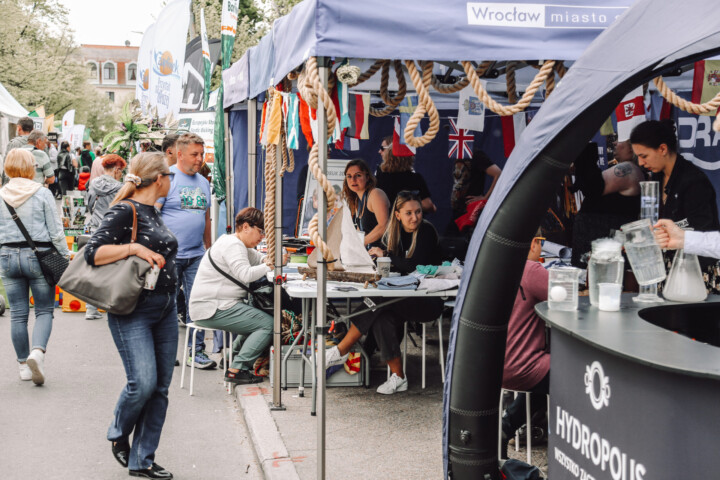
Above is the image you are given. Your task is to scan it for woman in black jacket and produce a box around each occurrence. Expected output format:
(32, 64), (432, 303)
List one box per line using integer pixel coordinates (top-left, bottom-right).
(321, 191), (443, 395)
(631, 120), (720, 290)
(56, 141), (77, 197)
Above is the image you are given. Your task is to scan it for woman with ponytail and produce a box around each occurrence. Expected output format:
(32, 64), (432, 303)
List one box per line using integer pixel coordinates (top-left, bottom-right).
(83, 152), (178, 479)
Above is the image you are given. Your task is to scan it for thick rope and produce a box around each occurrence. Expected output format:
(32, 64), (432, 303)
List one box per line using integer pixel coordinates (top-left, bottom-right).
(462, 60), (555, 115)
(264, 141), (277, 270)
(505, 61), (518, 104)
(431, 61), (492, 94)
(403, 60), (440, 147)
(350, 59), (385, 87)
(369, 60), (407, 118)
(300, 58), (340, 269)
(654, 76), (720, 115)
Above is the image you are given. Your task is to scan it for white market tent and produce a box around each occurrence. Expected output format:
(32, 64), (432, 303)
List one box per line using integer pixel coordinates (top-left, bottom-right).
(0, 80), (28, 156)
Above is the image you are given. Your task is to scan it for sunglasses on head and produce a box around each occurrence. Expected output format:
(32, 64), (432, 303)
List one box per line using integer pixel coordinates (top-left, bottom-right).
(397, 190), (420, 200)
(533, 236), (546, 247)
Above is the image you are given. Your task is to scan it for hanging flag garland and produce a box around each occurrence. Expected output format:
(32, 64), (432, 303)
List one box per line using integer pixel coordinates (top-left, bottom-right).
(448, 118), (474, 159)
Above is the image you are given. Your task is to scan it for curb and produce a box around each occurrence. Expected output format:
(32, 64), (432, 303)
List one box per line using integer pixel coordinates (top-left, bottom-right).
(234, 383), (301, 480)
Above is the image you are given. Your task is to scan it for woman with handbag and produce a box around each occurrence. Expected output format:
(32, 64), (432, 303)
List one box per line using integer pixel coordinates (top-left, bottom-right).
(83, 152), (178, 480)
(0, 149), (70, 385)
(56, 141), (77, 196)
(189, 207), (278, 385)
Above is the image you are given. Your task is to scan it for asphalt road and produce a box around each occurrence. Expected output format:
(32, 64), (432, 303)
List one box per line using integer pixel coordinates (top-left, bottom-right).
(0, 307), (262, 480)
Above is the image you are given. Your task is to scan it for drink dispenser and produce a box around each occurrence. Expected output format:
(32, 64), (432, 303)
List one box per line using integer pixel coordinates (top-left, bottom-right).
(588, 238), (624, 306)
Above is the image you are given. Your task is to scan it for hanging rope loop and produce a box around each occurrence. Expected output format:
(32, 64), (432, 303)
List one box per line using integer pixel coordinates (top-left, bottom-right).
(653, 76), (720, 115)
(402, 60), (440, 147)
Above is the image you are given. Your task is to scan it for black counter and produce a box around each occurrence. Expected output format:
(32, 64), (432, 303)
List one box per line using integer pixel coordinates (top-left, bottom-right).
(535, 295), (720, 480)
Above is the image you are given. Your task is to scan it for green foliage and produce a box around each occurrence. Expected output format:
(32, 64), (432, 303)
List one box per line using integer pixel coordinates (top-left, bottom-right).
(103, 101), (179, 160)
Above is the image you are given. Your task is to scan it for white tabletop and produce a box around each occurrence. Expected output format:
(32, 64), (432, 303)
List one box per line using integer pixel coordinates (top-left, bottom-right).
(282, 279), (457, 299)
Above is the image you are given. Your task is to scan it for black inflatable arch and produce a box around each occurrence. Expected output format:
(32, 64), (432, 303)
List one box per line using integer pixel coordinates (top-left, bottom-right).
(444, 1), (720, 478)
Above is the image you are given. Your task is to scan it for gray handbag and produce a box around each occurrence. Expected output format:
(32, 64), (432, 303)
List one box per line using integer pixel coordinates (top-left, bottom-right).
(58, 201), (152, 315)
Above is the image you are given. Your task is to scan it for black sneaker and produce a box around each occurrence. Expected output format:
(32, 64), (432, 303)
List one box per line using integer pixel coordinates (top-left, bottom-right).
(224, 369), (263, 384)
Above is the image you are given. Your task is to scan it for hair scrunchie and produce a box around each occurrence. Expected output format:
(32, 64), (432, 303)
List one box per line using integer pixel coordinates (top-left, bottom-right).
(125, 173), (142, 186)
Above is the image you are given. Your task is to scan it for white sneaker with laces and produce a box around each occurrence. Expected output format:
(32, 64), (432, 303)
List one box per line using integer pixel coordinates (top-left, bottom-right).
(376, 373), (408, 395)
(26, 349), (45, 385)
(320, 346), (348, 368)
(19, 363), (32, 381)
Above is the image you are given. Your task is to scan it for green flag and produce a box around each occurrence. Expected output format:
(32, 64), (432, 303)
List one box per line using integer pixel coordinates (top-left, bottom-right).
(212, 0), (239, 202)
(200, 8), (212, 110)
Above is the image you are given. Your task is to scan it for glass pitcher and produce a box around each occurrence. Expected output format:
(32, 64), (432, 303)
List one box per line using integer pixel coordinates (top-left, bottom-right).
(620, 218), (667, 286)
(663, 249), (707, 302)
(548, 266), (581, 311)
(588, 238), (624, 306)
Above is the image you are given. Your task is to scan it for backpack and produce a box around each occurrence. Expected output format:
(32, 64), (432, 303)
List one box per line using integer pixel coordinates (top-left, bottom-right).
(80, 149), (93, 169)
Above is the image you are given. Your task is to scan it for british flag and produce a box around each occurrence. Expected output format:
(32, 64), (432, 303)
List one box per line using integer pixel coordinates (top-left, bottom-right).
(448, 118), (474, 159)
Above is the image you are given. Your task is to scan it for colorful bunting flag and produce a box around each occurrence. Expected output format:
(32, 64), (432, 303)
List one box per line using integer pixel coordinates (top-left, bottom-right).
(267, 91), (283, 146)
(284, 93), (300, 150)
(615, 87), (645, 142)
(501, 112), (527, 158)
(347, 93), (370, 140)
(691, 60), (720, 116)
(338, 80), (351, 129)
(297, 92), (313, 148)
(448, 118), (474, 159)
(457, 86), (486, 132)
(393, 117), (415, 157)
(259, 101), (269, 146)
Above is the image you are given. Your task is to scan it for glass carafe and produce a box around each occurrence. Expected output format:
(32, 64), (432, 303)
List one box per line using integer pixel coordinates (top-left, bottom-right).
(548, 266), (581, 311)
(620, 218), (667, 286)
(588, 238), (624, 306)
(663, 249), (707, 302)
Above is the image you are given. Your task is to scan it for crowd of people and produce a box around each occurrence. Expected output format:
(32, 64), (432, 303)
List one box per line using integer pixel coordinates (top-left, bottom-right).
(3, 113), (720, 476)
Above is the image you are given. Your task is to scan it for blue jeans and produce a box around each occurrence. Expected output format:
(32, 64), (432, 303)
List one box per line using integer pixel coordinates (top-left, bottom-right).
(0, 246), (55, 362)
(176, 255), (205, 353)
(107, 292), (178, 471)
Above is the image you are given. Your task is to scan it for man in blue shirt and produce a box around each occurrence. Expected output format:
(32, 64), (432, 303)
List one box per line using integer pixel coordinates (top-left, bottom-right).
(156, 132), (216, 369)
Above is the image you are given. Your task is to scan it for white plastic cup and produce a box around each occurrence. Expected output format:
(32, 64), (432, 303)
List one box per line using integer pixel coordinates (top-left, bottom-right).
(144, 265), (161, 290)
(376, 257), (391, 278)
(598, 283), (622, 311)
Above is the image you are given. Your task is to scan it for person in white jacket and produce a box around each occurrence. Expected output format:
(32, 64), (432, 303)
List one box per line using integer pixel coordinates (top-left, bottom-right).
(654, 219), (720, 258)
(189, 207), (279, 385)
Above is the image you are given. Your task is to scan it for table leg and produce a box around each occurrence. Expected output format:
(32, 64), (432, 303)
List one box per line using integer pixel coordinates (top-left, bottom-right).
(283, 304), (305, 392)
(299, 298), (310, 397)
(310, 298), (318, 416)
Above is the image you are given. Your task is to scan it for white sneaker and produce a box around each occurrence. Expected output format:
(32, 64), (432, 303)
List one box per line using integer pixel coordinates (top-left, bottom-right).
(18, 363), (32, 381)
(376, 373), (408, 395)
(319, 346), (348, 368)
(26, 349), (45, 386)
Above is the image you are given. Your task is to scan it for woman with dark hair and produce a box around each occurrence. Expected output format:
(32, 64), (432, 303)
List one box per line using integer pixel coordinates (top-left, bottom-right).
(323, 191), (443, 394)
(189, 207), (282, 385)
(56, 141), (77, 196)
(84, 152), (178, 479)
(451, 148), (502, 218)
(630, 119), (720, 289)
(375, 136), (436, 213)
(342, 159), (390, 248)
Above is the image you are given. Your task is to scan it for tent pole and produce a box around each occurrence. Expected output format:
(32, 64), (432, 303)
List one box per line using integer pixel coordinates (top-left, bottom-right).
(315, 56), (329, 480)
(271, 131), (285, 410)
(225, 110), (233, 232)
(248, 99), (257, 208)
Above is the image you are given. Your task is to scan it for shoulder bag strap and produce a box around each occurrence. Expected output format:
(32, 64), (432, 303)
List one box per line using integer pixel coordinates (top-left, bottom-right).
(118, 200), (138, 243)
(206, 246), (253, 294)
(3, 200), (39, 252)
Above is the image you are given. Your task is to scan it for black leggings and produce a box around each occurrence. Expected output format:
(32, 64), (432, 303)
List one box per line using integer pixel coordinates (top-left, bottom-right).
(351, 297), (443, 362)
(502, 373), (550, 437)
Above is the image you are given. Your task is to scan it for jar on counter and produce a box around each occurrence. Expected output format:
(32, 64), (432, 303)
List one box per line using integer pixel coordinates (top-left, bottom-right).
(588, 238), (624, 306)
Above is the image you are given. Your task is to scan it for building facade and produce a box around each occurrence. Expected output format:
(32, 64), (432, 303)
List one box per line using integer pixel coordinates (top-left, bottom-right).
(81, 43), (139, 108)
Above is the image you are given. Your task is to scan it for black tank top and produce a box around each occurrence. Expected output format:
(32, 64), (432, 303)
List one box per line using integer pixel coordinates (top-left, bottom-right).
(353, 190), (380, 248)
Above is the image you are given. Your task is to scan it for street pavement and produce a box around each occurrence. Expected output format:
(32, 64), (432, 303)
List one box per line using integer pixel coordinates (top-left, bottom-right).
(0, 307), (262, 480)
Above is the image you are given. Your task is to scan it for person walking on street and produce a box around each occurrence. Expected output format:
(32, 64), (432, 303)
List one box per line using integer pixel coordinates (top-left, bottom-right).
(56, 141), (77, 196)
(83, 154), (127, 321)
(84, 152), (178, 479)
(80, 141), (95, 170)
(0, 149), (70, 385)
(48, 141), (60, 198)
(155, 133), (215, 370)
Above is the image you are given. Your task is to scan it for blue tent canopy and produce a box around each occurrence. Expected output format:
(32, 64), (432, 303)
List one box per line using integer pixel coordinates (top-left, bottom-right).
(239, 0), (635, 102)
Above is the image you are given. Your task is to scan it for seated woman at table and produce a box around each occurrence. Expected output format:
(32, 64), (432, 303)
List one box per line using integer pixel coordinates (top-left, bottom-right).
(343, 159), (390, 248)
(189, 207), (275, 385)
(324, 191), (443, 394)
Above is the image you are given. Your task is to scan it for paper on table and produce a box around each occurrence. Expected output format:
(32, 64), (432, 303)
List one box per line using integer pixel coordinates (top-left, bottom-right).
(339, 204), (375, 269)
(542, 241), (571, 259)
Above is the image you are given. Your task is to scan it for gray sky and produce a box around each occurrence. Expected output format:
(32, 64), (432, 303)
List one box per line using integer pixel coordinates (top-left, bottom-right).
(62, 0), (167, 46)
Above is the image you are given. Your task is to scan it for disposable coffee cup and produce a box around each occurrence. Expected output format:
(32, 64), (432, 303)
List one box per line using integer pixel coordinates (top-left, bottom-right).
(144, 265), (161, 290)
(598, 283), (622, 312)
(376, 257), (391, 278)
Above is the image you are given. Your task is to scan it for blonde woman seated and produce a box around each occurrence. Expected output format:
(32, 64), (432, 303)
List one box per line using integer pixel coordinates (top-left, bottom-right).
(324, 191), (443, 394)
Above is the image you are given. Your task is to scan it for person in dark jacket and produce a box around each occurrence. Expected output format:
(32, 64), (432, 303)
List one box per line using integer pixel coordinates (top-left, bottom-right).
(86, 155), (127, 232)
(631, 119), (720, 290)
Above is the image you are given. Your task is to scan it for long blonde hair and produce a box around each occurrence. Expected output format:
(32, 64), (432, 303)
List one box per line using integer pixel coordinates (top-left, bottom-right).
(382, 191), (424, 258)
(112, 152), (167, 205)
